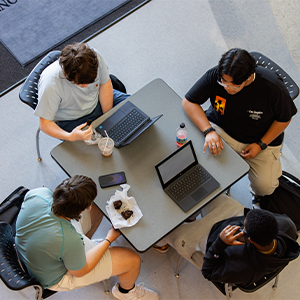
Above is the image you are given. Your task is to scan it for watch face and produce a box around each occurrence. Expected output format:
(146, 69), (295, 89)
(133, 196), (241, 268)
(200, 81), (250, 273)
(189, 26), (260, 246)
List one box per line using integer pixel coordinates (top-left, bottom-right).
(261, 143), (267, 150)
(258, 141), (267, 150)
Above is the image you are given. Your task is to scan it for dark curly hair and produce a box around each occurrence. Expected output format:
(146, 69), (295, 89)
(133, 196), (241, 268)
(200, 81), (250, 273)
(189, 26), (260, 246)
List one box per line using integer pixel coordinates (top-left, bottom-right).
(59, 42), (98, 85)
(218, 48), (256, 85)
(52, 175), (97, 221)
(245, 209), (278, 247)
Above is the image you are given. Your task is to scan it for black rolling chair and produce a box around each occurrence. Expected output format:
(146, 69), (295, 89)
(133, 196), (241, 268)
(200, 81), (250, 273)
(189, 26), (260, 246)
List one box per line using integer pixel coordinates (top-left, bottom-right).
(174, 255), (285, 299)
(0, 221), (56, 300)
(0, 221), (110, 299)
(250, 51), (299, 101)
(211, 265), (285, 299)
(19, 51), (61, 162)
(19, 51), (127, 162)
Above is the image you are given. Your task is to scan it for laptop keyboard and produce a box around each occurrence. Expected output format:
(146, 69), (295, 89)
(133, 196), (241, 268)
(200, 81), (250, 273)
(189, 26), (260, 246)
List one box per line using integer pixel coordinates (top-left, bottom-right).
(108, 109), (147, 144)
(168, 165), (211, 202)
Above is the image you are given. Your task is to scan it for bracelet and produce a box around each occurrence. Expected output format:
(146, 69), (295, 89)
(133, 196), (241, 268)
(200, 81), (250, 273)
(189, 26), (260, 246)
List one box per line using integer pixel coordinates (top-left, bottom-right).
(203, 127), (215, 137)
(104, 238), (111, 245)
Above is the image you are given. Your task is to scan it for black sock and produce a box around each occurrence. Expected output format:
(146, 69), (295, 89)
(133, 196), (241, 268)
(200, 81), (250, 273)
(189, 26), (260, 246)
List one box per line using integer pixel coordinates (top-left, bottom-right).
(118, 284), (135, 294)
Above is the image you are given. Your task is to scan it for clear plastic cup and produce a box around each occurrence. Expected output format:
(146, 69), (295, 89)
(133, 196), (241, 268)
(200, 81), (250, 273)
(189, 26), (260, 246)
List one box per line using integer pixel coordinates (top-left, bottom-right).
(98, 137), (114, 157)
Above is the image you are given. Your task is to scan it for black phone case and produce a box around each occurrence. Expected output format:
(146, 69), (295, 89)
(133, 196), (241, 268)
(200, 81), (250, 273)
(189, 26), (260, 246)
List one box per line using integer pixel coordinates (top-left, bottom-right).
(99, 172), (127, 188)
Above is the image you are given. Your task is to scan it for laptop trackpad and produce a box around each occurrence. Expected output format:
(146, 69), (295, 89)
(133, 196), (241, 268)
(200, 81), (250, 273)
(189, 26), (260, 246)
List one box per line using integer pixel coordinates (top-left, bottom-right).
(191, 187), (207, 202)
(105, 110), (126, 128)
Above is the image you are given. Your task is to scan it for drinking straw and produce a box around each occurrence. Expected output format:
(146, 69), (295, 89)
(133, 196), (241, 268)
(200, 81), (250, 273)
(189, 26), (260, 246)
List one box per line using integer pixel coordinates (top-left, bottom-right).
(104, 130), (109, 149)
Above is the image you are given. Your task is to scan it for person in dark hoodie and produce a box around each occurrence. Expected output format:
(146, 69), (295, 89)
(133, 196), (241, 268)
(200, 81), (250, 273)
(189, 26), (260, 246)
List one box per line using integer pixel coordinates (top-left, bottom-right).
(202, 208), (300, 285)
(155, 194), (300, 286)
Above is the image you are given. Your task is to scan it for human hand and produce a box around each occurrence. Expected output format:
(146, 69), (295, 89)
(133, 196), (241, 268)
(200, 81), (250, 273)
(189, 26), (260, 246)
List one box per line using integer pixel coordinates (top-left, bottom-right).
(220, 225), (244, 246)
(204, 131), (223, 156)
(240, 143), (261, 160)
(105, 227), (121, 243)
(68, 123), (93, 141)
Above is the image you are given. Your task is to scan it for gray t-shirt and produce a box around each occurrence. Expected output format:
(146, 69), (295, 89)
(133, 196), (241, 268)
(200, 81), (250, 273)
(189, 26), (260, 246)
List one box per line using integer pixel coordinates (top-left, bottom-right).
(35, 49), (110, 121)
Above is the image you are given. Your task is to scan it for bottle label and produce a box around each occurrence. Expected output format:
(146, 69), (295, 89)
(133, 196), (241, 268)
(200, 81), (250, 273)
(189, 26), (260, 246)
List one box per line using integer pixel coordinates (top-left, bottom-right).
(176, 135), (187, 147)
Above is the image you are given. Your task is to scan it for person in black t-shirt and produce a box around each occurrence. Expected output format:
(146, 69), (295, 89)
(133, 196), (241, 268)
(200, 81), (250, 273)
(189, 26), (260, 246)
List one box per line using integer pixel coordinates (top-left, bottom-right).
(183, 48), (297, 202)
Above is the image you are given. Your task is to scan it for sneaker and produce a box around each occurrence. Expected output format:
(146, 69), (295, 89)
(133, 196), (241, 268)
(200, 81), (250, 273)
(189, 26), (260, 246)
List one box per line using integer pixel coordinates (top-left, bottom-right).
(152, 243), (169, 253)
(185, 218), (196, 223)
(112, 282), (159, 300)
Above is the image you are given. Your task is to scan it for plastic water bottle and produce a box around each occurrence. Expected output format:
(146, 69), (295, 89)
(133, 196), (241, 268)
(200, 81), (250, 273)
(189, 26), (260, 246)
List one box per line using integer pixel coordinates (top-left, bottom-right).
(176, 123), (188, 147)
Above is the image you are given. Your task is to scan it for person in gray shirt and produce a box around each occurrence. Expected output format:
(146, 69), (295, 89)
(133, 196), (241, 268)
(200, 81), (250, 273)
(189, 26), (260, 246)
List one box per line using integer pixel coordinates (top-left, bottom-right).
(35, 42), (129, 142)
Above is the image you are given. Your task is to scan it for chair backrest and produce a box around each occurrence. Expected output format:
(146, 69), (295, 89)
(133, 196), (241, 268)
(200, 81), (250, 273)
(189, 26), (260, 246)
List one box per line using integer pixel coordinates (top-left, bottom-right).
(19, 51), (61, 110)
(250, 51), (299, 101)
(212, 264), (286, 298)
(0, 221), (41, 291)
(0, 221), (58, 299)
(237, 265), (285, 292)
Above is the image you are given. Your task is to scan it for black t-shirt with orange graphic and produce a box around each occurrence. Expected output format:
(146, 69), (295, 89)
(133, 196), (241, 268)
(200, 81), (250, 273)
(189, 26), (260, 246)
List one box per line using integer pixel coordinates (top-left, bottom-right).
(185, 66), (297, 146)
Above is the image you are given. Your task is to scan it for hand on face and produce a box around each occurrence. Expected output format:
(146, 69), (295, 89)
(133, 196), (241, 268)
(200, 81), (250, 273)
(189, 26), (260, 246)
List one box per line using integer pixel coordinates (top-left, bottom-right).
(220, 225), (245, 246)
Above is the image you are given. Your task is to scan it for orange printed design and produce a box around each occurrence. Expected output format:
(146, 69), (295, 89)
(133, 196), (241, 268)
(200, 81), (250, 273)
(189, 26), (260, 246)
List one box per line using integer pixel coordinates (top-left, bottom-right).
(214, 96), (226, 115)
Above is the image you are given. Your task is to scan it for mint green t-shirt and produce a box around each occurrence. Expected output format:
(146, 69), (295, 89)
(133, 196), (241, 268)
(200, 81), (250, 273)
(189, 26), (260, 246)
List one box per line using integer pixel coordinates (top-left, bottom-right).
(15, 188), (86, 288)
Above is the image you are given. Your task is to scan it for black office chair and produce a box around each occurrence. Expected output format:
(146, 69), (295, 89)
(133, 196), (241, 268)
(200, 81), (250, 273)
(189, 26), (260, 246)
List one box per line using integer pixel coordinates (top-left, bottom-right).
(174, 255), (285, 299)
(211, 265), (285, 299)
(250, 52), (299, 101)
(225, 51), (299, 196)
(0, 221), (110, 299)
(19, 51), (61, 162)
(19, 51), (127, 162)
(0, 221), (56, 300)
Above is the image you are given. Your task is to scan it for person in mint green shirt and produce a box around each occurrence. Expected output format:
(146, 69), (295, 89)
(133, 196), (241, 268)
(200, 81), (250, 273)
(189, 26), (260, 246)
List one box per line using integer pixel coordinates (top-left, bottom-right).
(16, 175), (159, 300)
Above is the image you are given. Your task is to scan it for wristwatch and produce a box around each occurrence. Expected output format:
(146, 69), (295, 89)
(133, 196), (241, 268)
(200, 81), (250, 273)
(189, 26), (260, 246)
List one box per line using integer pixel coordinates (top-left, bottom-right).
(256, 140), (267, 150)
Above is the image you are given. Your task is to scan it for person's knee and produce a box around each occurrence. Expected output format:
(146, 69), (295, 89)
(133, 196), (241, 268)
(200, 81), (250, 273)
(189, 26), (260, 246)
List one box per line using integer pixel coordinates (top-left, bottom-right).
(128, 249), (141, 268)
(249, 175), (279, 196)
(110, 247), (141, 274)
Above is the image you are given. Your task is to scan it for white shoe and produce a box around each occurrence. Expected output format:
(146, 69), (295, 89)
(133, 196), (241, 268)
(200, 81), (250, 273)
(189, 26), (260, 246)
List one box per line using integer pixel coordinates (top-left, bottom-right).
(112, 282), (159, 300)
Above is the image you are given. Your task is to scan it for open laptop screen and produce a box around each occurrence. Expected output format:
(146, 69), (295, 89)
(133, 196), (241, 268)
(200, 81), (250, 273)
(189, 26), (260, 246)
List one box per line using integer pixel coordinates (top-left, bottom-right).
(157, 143), (196, 184)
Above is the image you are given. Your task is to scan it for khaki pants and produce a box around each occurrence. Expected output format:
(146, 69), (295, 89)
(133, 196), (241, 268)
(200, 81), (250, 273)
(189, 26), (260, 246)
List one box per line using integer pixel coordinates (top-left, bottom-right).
(215, 125), (282, 196)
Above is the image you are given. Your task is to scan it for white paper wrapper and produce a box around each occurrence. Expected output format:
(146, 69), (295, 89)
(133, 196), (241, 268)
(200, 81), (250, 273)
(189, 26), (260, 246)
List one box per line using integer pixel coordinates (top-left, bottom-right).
(106, 184), (143, 229)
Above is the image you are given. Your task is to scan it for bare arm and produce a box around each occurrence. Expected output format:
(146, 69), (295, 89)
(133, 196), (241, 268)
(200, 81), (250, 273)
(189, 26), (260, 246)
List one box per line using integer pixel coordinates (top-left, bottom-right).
(99, 78), (114, 114)
(241, 119), (291, 159)
(182, 97), (223, 155)
(39, 118), (93, 141)
(68, 227), (120, 277)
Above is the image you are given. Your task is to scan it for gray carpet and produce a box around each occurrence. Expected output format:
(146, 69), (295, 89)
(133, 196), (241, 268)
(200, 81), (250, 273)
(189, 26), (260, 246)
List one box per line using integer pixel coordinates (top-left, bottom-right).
(0, 0), (129, 66)
(0, 0), (151, 96)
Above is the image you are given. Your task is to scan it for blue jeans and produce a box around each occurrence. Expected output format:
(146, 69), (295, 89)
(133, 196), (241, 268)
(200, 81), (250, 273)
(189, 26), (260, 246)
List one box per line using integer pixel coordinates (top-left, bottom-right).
(57, 90), (130, 132)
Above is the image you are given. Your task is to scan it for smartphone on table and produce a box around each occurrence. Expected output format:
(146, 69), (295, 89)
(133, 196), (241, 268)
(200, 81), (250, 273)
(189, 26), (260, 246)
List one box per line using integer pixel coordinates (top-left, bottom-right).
(99, 171), (127, 188)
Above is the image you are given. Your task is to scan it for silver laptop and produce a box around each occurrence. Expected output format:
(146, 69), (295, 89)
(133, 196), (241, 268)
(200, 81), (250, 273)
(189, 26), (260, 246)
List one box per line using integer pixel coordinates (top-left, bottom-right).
(155, 140), (220, 212)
